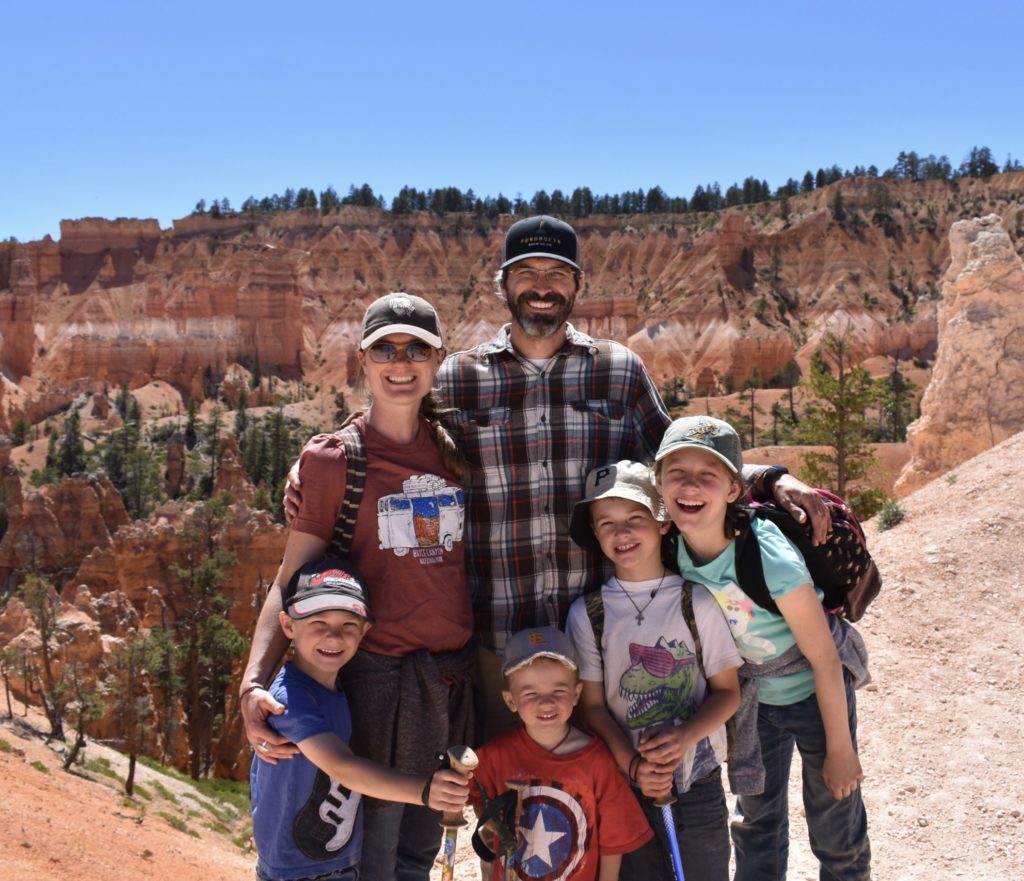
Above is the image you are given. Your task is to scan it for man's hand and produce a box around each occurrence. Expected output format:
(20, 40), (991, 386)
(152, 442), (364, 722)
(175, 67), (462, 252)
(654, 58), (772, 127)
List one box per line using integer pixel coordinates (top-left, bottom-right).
(773, 474), (831, 545)
(242, 687), (299, 764)
(283, 461), (303, 525)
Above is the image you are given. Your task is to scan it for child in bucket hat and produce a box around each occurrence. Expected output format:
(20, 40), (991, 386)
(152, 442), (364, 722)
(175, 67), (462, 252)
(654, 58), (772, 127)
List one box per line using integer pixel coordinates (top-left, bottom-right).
(249, 557), (470, 881)
(654, 416), (872, 881)
(565, 460), (742, 881)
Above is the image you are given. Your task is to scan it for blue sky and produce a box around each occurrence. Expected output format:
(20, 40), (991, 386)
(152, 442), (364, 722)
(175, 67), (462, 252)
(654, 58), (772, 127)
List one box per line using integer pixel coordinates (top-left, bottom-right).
(3, 0), (1023, 242)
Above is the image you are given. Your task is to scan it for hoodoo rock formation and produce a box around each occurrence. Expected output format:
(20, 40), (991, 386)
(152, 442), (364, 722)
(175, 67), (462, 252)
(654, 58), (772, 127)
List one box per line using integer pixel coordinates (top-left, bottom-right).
(896, 214), (1024, 494)
(8, 174), (1024, 430)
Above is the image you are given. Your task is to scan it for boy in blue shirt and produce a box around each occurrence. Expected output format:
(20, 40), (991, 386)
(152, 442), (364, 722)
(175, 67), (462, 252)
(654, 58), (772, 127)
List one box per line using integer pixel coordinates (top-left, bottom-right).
(249, 557), (470, 881)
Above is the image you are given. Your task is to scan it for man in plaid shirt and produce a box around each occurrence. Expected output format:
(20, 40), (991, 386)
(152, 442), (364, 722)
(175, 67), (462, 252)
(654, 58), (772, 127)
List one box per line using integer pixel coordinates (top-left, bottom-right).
(436, 215), (831, 738)
(436, 216), (671, 734)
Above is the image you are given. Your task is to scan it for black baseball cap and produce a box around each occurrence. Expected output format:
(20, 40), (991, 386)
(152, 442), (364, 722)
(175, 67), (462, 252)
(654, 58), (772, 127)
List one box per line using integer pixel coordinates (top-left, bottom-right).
(360, 293), (443, 350)
(500, 215), (580, 271)
(284, 557), (373, 622)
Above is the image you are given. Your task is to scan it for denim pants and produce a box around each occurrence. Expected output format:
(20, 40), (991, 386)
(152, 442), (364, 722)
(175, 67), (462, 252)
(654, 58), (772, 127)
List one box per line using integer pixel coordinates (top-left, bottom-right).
(732, 674), (871, 881)
(621, 766), (731, 881)
(359, 801), (442, 881)
(255, 862), (359, 881)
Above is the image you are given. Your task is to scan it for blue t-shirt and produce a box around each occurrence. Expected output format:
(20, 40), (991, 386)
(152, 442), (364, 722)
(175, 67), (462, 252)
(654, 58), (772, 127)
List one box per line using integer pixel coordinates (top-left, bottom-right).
(675, 518), (819, 705)
(250, 663), (363, 881)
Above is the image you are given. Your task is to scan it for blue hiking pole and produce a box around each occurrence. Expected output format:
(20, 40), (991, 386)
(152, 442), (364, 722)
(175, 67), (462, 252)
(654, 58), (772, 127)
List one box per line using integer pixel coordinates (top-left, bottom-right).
(653, 792), (685, 881)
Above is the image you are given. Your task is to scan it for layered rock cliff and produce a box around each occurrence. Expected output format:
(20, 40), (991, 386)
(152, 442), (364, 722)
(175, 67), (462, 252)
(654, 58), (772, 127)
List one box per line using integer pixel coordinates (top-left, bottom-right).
(895, 214), (1024, 493)
(4, 174), (1022, 430)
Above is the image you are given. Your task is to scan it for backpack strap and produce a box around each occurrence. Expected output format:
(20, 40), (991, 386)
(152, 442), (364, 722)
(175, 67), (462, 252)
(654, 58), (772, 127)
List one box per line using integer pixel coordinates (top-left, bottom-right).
(679, 581), (706, 683)
(682, 578), (737, 755)
(326, 423), (367, 559)
(733, 510), (781, 615)
(583, 590), (605, 648)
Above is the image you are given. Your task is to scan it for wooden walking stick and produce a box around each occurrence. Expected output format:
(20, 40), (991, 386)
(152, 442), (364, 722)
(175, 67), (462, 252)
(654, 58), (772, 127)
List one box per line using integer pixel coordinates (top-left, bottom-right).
(438, 745), (479, 881)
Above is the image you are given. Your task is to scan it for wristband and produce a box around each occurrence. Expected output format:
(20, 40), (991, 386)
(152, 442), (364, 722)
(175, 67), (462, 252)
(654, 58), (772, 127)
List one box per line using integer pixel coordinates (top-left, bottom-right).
(628, 752), (642, 784)
(760, 465), (789, 500)
(239, 683), (265, 701)
(421, 776), (433, 807)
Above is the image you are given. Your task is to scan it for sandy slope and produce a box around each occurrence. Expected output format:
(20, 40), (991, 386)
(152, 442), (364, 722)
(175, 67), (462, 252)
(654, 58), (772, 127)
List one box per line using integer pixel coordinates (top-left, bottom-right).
(3, 434), (1023, 880)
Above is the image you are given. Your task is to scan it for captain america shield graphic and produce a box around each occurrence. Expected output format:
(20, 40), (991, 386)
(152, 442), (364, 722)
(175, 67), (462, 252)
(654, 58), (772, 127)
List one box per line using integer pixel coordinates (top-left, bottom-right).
(508, 784), (588, 880)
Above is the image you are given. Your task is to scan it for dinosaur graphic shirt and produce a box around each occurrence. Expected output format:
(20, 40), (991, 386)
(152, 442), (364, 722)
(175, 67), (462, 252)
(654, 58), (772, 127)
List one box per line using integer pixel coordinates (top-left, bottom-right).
(471, 727), (653, 881)
(568, 576), (742, 792)
(251, 664), (363, 881)
(675, 518), (820, 706)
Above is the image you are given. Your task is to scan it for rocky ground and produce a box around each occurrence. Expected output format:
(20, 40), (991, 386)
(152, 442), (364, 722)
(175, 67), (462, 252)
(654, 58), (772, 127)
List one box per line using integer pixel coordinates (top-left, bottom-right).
(3, 433), (1023, 880)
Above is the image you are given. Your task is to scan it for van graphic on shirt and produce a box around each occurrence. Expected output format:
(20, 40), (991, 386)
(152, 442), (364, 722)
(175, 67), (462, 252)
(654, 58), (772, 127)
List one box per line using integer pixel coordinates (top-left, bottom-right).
(376, 474), (465, 557)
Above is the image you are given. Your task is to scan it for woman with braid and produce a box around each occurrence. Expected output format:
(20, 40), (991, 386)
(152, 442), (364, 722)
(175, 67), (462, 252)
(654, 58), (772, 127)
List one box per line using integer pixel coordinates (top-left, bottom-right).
(239, 293), (475, 881)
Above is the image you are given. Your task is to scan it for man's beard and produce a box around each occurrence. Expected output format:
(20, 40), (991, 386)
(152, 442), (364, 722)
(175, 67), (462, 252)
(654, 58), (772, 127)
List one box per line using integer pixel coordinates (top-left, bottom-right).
(507, 290), (576, 338)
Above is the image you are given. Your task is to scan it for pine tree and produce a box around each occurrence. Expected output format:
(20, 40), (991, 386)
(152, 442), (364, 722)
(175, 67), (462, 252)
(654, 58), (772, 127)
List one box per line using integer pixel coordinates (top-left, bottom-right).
(58, 409), (87, 477)
(184, 398), (199, 450)
(19, 575), (67, 739)
(874, 355), (918, 442)
(104, 629), (154, 794)
(171, 497), (246, 778)
(62, 662), (105, 769)
(795, 331), (880, 515)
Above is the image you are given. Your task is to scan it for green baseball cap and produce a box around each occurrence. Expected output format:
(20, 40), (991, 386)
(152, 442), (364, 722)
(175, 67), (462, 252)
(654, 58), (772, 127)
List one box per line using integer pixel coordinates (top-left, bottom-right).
(654, 416), (743, 474)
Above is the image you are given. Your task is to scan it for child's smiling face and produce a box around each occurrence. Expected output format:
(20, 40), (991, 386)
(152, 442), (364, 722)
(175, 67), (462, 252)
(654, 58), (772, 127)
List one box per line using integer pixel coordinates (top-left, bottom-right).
(590, 496), (671, 580)
(656, 446), (743, 540)
(279, 609), (370, 688)
(502, 657), (582, 735)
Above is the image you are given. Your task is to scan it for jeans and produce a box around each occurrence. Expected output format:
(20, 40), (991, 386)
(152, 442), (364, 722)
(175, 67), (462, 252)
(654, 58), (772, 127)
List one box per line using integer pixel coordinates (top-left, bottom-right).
(732, 674), (871, 881)
(621, 766), (730, 881)
(359, 801), (442, 881)
(256, 862), (359, 881)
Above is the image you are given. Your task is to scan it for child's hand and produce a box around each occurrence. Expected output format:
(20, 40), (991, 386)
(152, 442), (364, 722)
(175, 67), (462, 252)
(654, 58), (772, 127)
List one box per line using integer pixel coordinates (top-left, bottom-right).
(635, 758), (674, 799)
(638, 723), (694, 771)
(823, 747), (864, 800)
(425, 769), (471, 812)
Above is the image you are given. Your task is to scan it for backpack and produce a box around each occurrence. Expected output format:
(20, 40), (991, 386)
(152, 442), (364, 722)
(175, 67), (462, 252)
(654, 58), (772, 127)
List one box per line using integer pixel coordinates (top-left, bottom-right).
(734, 489), (881, 622)
(326, 423), (367, 560)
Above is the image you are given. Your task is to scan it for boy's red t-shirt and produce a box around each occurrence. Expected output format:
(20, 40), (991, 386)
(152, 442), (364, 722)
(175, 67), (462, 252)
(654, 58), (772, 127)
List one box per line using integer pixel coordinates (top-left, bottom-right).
(471, 726), (653, 880)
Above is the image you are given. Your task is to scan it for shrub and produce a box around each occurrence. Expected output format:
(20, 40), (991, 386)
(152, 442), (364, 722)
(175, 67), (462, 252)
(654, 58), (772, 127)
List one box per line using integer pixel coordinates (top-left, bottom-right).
(876, 500), (906, 531)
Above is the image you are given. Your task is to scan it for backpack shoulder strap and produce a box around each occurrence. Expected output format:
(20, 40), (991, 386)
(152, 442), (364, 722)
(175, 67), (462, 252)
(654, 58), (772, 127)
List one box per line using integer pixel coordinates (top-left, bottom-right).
(679, 581), (706, 684)
(583, 590), (605, 652)
(327, 423), (367, 560)
(734, 509), (781, 615)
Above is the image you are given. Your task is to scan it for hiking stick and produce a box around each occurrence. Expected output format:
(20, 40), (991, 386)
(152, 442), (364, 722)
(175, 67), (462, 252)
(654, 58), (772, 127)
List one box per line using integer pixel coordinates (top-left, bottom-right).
(653, 791), (685, 881)
(438, 745), (479, 881)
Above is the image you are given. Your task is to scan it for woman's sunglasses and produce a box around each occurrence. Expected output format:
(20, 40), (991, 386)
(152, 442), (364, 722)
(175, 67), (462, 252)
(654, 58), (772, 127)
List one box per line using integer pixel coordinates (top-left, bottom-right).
(366, 341), (434, 363)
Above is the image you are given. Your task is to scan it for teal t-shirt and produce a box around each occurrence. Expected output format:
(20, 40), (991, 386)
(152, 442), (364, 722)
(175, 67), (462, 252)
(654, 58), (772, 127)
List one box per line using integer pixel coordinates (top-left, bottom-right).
(675, 518), (819, 705)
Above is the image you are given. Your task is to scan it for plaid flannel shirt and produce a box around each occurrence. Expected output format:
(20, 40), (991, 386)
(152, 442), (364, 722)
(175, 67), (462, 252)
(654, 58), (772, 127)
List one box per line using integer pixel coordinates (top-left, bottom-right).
(438, 323), (671, 652)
